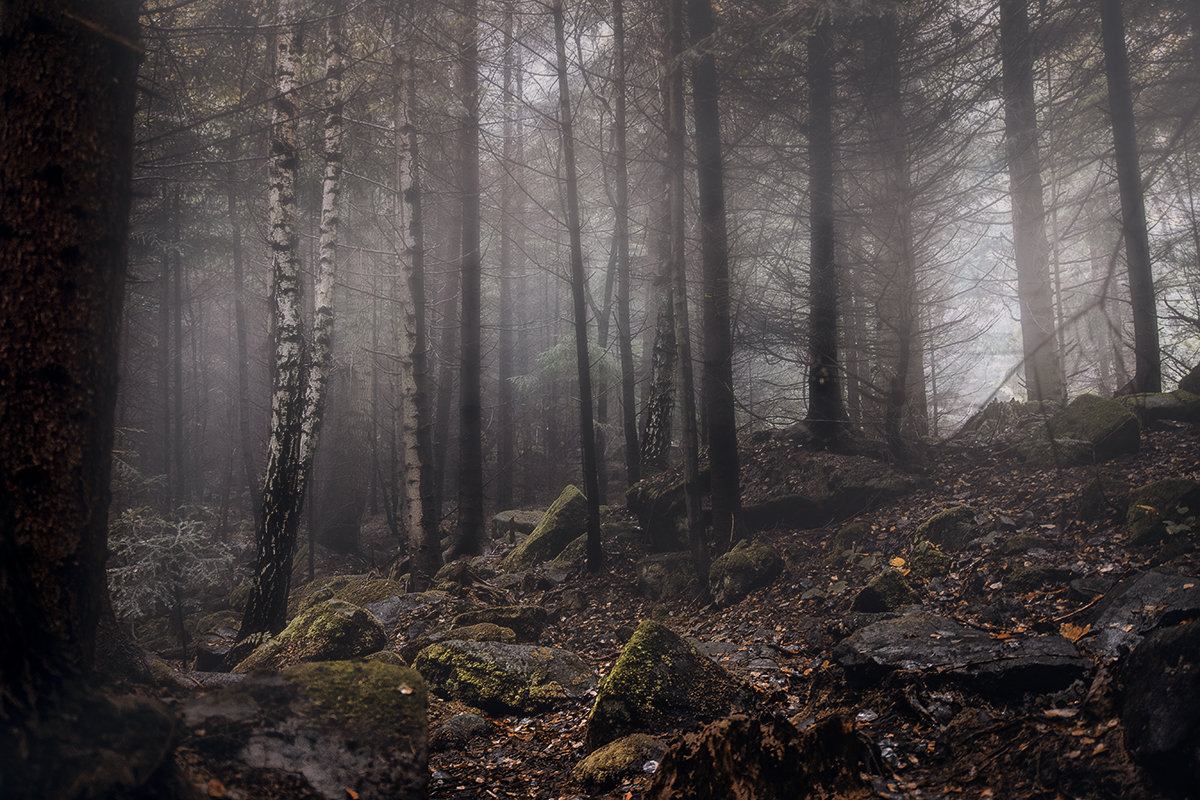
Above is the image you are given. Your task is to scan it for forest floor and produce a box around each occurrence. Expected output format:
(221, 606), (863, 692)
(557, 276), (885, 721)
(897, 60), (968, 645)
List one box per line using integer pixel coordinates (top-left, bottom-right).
(421, 423), (1198, 800)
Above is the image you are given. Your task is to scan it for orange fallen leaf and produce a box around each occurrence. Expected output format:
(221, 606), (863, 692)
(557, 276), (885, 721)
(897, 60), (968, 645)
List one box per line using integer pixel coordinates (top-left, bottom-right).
(207, 778), (226, 798)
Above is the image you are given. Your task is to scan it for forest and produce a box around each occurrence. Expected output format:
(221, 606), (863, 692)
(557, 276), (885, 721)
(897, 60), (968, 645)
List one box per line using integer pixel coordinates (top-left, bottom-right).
(1, 0), (1199, 798)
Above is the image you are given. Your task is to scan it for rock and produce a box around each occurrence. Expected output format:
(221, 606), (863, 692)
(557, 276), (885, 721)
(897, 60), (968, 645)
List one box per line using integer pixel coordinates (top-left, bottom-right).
(645, 714), (865, 800)
(363, 590), (457, 638)
(998, 532), (1052, 556)
(1118, 622), (1200, 791)
(1181, 363), (1200, 394)
(907, 540), (951, 580)
(1118, 390), (1200, 425)
(545, 532), (589, 574)
(181, 660), (427, 800)
(502, 485), (587, 571)
(414, 640), (596, 714)
(833, 613), (1090, 697)
(443, 622), (517, 643)
(1039, 393), (1141, 462)
(230, 582), (252, 612)
(434, 558), (496, 588)
(1016, 436), (1095, 465)
(430, 713), (492, 752)
(1006, 565), (1073, 592)
(491, 509), (543, 543)
(585, 619), (746, 752)
(232, 598), (386, 673)
(851, 570), (917, 612)
(827, 520), (872, 563)
(1080, 571), (1200, 659)
(637, 552), (699, 601)
(450, 605), (551, 642)
(333, 576), (407, 607)
(1126, 478), (1200, 549)
(708, 539), (784, 607)
(572, 733), (668, 787)
(914, 505), (978, 552)
(1074, 475), (1131, 522)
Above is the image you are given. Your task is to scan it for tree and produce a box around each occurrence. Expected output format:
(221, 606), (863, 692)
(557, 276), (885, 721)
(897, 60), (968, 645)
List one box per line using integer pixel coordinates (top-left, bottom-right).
(1099, 0), (1160, 394)
(0, 0), (140, 729)
(999, 0), (1065, 404)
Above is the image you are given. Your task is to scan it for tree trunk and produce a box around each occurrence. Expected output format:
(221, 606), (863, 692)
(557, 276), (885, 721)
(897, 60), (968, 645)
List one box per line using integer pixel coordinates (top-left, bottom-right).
(171, 193), (186, 503)
(0, 0), (140, 712)
(496, 2), (518, 510)
(806, 17), (845, 445)
(454, 0), (486, 557)
(227, 167), (259, 517)
(1099, 0), (1160, 393)
(553, 0), (605, 572)
(999, 0), (1065, 404)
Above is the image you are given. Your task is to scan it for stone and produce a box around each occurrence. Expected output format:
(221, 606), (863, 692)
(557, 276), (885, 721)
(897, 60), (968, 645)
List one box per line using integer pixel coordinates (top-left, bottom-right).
(585, 619), (746, 752)
(1042, 393), (1140, 461)
(1118, 390), (1200, 425)
(362, 590), (458, 638)
(450, 604), (551, 642)
(851, 570), (917, 612)
(626, 471), (707, 552)
(708, 539), (784, 607)
(907, 541), (951, 580)
(645, 714), (865, 800)
(1006, 565), (1073, 593)
(491, 509), (543, 543)
(1126, 478), (1200, 549)
(430, 713), (492, 752)
(636, 552), (698, 601)
(1074, 476), (1131, 522)
(998, 533), (1052, 556)
(414, 640), (596, 715)
(572, 734), (668, 787)
(833, 613), (1090, 697)
(502, 485), (588, 571)
(1180, 363), (1200, 394)
(1118, 622), (1200, 791)
(914, 505), (978, 552)
(434, 558), (495, 587)
(333, 577), (407, 608)
(545, 532), (589, 574)
(827, 520), (873, 563)
(181, 660), (427, 800)
(232, 598), (386, 673)
(1080, 571), (1200, 659)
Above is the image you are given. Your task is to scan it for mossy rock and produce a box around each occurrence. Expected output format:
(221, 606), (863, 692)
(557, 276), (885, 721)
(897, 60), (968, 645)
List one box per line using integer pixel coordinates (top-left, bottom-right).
(289, 573), (367, 616)
(1119, 391), (1200, 425)
(450, 605), (551, 643)
(414, 640), (596, 714)
(636, 552), (698, 601)
(625, 470), (710, 552)
(334, 577), (406, 607)
(1127, 479), (1200, 548)
(546, 533), (590, 574)
(491, 509), (543, 543)
(828, 521), (873, 563)
(708, 539), (784, 608)
(1007, 565), (1072, 593)
(232, 598), (386, 673)
(1047, 394), (1141, 461)
(286, 660), (426, 746)
(193, 610), (240, 638)
(229, 583), (252, 612)
(364, 650), (407, 667)
(851, 570), (917, 612)
(572, 733), (667, 787)
(999, 533), (1051, 556)
(1075, 476), (1131, 522)
(443, 622), (517, 644)
(908, 541), (951, 580)
(585, 620), (745, 752)
(914, 505), (978, 552)
(430, 713), (492, 752)
(1017, 436), (1095, 466)
(434, 558), (495, 587)
(1180, 363), (1200, 395)
(502, 485), (588, 571)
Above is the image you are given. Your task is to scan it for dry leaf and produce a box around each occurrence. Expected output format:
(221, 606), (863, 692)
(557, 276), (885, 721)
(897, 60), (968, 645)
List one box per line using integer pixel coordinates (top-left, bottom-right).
(1059, 622), (1090, 642)
(890, 556), (906, 568)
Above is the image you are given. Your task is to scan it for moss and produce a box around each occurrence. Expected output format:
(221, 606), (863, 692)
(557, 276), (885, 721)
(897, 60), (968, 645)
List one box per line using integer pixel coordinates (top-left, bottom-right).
(502, 485), (588, 571)
(908, 540), (951, 580)
(1048, 394), (1140, 459)
(828, 521), (873, 563)
(1076, 476), (1131, 521)
(546, 533), (589, 573)
(1118, 390), (1200, 425)
(636, 552), (697, 601)
(450, 605), (550, 642)
(229, 583), (252, 612)
(285, 660), (426, 748)
(1007, 565), (1071, 592)
(851, 570), (917, 612)
(914, 505), (978, 552)
(708, 539), (784, 607)
(1127, 479), (1200, 548)
(413, 641), (579, 714)
(334, 577), (405, 607)
(571, 733), (666, 787)
(232, 598), (385, 673)
(193, 609), (240, 637)
(998, 533), (1050, 556)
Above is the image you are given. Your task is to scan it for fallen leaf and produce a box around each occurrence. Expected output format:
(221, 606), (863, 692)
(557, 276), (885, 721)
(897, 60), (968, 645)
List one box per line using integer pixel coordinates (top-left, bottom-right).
(1043, 707), (1079, 719)
(890, 556), (906, 568)
(207, 778), (226, 798)
(1059, 622), (1090, 642)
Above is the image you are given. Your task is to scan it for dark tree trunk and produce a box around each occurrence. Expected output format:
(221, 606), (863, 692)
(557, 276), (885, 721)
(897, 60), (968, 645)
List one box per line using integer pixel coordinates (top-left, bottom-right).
(0, 0), (140, 712)
(806, 18), (845, 445)
(227, 168), (259, 516)
(497, 2), (518, 510)
(171, 194), (186, 503)
(999, 0), (1065, 404)
(687, 0), (742, 548)
(1099, 0), (1160, 393)
(553, 0), (605, 571)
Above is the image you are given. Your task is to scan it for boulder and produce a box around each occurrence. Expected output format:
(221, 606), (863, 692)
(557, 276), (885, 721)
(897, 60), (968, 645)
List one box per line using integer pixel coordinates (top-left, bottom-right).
(1074, 475), (1131, 522)
(333, 576), (407, 608)
(626, 472), (705, 552)
(181, 660), (427, 800)
(545, 533), (589, 575)
(1118, 622), (1200, 791)
(444, 622), (517, 643)
(1038, 394), (1140, 462)
(827, 520), (873, 563)
(572, 734), (668, 787)
(1080, 571), (1200, 659)
(502, 485), (587, 571)
(833, 613), (1090, 697)
(637, 552), (698, 601)
(430, 713), (492, 752)
(364, 590), (460, 638)
(851, 570), (917, 612)
(585, 620), (746, 752)
(907, 541), (951, 580)
(1180, 363), (1200, 395)
(491, 509), (543, 543)
(708, 539), (784, 607)
(914, 505), (978, 552)
(1126, 478), (1200, 549)
(450, 604), (551, 642)
(1119, 390), (1200, 425)
(414, 640), (596, 714)
(645, 715), (865, 800)
(1006, 565), (1073, 593)
(232, 598), (386, 673)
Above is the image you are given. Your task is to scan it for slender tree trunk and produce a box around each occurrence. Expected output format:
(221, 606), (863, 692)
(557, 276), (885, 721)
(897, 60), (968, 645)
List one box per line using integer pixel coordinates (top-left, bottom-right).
(171, 194), (186, 503)
(612, 0), (640, 488)
(454, 0), (485, 557)
(433, 229), (460, 519)
(1099, 0), (1160, 393)
(496, 2), (518, 510)
(159, 224), (173, 511)
(999, 0), (1065, 404)
(227, 167), (258, 516)
(553, 0), (604, 571)
(806, 18), (845, 445)
(0, 0), (140, 713)
(687, 0), (741, 547)
(640, 299), (677, 474)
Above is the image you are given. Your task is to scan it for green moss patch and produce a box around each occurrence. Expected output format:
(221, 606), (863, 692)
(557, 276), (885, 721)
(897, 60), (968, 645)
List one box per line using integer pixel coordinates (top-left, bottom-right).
(708, 539), (784, 607)
(232, 598), (386, 673)
(1127, 479), (1200, 548)
(828, 521), (873, 563)
(1048, 394), (1140, 460)
(851, 570), (917, 612)
(573, 733), (666, 787)
(285, 660), (426, 748)
(914, 506), (978, 552)
(502, 485), (588, 571)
